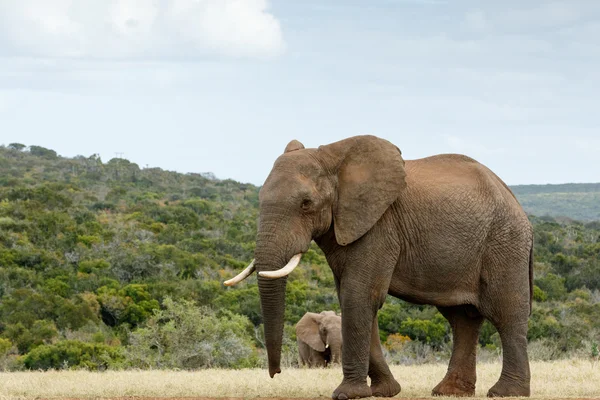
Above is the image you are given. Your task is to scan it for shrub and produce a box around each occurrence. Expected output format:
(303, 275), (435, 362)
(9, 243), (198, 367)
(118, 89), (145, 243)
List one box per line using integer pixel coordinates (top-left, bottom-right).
(398, 314), (449, 349)
(3, 320), (58, 354)
(0, 338), (20, 372)
(22, 340), (123, 370)
(0, 338), (12, 355)
(125, 297), (259, 369)
(533, 285), (548, 302)
(215, 285), (261, 325)
(535, 273), (567, 301)
(97, 284), (159, 327)
(384, 333), (412, 353)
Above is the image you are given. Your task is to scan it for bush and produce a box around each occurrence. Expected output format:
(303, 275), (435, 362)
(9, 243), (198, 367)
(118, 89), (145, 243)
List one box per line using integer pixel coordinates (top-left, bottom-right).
(383, 339), (450, 365)
(384, 333), (411, 353)
(0, 338), (12, 355)
(97, 284), (159, 327)
(125, 297), (259, 369)
(535, 273), (567, 301)
(0, 337), (20, 372)
(3, 320), (58, 354)
(398, 314), (449, 349)
(215, 286), (262, 325)
(22, 340), (123, 370)
(533, 285), (548, 302)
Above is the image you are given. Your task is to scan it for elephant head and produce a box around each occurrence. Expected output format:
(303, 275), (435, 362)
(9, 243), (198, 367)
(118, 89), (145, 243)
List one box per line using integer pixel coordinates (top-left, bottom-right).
(297, 311), (342, 365)
(224, 135), (406, 378)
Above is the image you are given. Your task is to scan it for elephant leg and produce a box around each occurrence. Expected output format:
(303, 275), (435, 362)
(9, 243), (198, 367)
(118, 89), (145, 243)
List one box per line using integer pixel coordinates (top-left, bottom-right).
(332, 282), (389, 400)
(487, 319), (530, 397)
(310, 347), (327, 368)
(298, 341), (308, 367)
(481, 255), (531, 397)
(432, 305), (483, 397)
(368, 318), (401, 397)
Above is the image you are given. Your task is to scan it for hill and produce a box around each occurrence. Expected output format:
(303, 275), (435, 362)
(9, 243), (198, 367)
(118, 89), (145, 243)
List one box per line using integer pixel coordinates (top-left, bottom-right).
(511, 183), (600, 221)
(0, 143), (599, 371)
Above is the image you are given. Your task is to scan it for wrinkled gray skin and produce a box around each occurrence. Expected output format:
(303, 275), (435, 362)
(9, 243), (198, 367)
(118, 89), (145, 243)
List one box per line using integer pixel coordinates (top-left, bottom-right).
(296, 311), (342, 367)
(248, 135), (533, 399)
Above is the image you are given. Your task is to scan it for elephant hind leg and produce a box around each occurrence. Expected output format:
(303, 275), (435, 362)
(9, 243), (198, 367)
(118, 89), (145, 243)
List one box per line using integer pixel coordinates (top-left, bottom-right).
(486, 319), (530, 397)
(432, 305), (483, 397)
(480, 257), (531, 397)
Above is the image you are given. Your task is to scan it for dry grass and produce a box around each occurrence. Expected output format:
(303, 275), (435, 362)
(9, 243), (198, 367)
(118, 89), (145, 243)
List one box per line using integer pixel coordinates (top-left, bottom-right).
(0, 360), (599, 399)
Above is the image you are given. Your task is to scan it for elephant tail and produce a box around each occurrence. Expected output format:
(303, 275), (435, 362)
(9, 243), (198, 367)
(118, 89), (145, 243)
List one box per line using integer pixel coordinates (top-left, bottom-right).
(528, 239), (534, 315)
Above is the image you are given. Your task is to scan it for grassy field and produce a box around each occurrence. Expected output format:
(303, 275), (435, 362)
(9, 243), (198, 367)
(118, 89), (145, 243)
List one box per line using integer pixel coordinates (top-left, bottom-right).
(0, 360), (599, 399)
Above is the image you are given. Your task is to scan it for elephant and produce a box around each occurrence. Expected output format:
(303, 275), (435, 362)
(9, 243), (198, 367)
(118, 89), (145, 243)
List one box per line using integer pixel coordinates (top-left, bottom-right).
(224, 135), (533, 399)
(296, 311), (342, 367)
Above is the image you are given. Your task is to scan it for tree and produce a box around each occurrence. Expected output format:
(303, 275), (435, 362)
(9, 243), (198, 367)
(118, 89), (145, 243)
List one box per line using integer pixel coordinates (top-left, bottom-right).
(8, 143), (26, 151)
(29, 145), (58, 159)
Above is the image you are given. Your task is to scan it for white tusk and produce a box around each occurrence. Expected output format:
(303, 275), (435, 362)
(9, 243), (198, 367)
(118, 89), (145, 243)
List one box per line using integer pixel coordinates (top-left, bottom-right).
(223, 260), (256, 286)
(326, 344), (329, 349)
(258, 253), (303, 279)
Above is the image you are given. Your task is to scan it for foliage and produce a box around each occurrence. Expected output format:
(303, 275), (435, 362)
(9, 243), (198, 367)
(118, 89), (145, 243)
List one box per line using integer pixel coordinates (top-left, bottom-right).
(0, 338), (12, 355)
(398, 314), (448, 348)
(512, 183), (600, 221)
(21, 340), (123, 370)
(126, 297), (259, 369)
(0, 144), (599, 370)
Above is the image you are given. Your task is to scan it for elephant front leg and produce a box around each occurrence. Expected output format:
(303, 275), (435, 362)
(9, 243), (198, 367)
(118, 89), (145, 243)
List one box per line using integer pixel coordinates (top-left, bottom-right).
(368, 318), (401, 397)
(332, 287), (377, 400)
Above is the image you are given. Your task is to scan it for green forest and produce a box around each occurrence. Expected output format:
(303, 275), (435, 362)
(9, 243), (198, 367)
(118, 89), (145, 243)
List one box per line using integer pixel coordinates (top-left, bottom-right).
(0, 143), (599, 371)
(512, 183), (600, 221)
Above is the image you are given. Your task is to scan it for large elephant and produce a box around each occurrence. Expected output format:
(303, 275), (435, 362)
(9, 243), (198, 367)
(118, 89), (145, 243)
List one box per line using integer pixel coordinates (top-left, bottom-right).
(224, 135), (533, 399)
(296, 311), (342, 367)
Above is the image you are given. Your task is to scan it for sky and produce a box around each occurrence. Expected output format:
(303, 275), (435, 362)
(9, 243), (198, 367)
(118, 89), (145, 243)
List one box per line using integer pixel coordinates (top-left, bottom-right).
(0, 0), (599, 186)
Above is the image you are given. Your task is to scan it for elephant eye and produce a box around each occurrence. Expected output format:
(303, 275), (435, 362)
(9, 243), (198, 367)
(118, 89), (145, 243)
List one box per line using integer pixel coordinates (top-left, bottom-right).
(301, 199), (312, 210)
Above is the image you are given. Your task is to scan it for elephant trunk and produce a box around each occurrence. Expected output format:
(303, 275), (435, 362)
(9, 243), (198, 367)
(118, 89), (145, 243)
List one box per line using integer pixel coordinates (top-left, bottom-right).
(329, 333), (343, 365)
(258, 275), (287, 378)
(254, 214), (310, 377)
(255, 226), (291, 378)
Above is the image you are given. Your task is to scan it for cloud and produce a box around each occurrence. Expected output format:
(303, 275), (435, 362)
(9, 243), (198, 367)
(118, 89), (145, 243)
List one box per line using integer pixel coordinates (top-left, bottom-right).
(464, 1), (599, 35)
(464, 10), (487, 32)
(0, 0), (285, 60)
(499, 2), (582, 31)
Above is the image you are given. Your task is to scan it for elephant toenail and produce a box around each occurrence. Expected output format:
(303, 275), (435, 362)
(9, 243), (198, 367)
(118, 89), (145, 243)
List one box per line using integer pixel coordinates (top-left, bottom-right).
(338, 393), (348, 400)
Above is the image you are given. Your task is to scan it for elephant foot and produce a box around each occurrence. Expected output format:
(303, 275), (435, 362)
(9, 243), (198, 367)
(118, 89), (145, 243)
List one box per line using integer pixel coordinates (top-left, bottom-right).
(432, 373), (475, 397)
(332, 380), (372, 400)
(370, 376), (401, 397)
(487, 378), (530, 397)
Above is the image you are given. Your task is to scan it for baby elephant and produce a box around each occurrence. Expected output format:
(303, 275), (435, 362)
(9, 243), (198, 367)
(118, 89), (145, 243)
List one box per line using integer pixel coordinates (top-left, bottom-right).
(296, 311), (342, 367)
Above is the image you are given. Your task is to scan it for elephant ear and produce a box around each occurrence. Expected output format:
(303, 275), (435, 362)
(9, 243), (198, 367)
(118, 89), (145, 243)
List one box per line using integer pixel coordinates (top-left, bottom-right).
(296, 312), (325, 352)
(284, 140), (305, 153)
(320, 135), (406, 246)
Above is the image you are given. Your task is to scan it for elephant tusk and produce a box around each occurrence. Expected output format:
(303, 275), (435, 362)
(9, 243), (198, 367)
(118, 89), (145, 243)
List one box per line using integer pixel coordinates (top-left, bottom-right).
(258, 253), (303, 279)
(223, 259), (256, 286)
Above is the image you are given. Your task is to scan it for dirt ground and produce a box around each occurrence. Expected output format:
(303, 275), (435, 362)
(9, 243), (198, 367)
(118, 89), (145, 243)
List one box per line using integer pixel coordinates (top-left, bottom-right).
(3, 361), (597, 399)
(52, 398), (600, 400)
